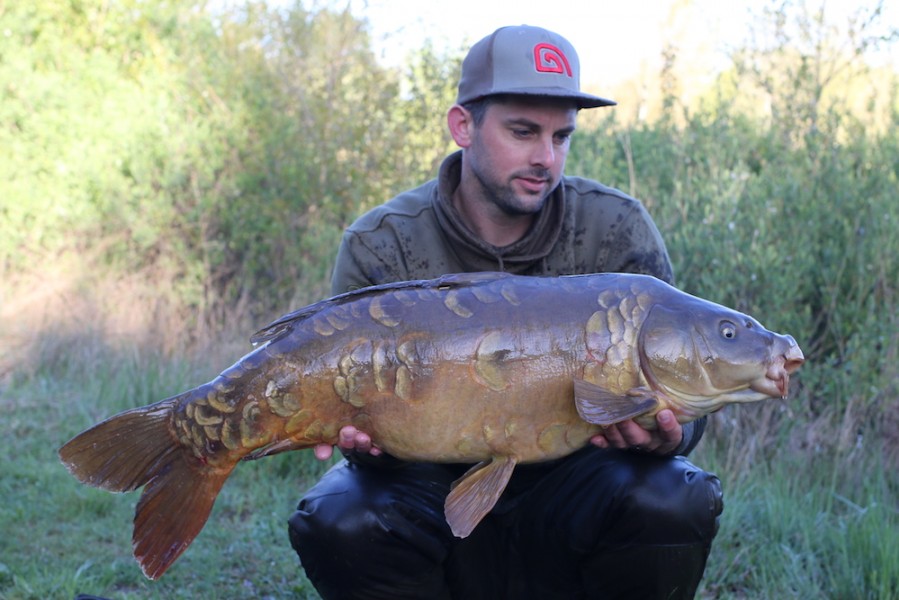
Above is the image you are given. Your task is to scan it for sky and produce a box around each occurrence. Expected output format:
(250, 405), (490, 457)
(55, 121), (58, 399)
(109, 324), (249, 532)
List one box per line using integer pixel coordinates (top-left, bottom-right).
(344, 0), (897, 93)
(349, 0), (740, 86)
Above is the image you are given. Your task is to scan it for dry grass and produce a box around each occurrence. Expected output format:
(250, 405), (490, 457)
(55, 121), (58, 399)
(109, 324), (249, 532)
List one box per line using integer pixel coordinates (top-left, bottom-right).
(0, 250), (261, 382)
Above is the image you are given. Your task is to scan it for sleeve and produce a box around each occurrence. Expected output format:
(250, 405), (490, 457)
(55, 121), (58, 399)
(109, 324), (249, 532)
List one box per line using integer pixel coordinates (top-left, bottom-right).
(330, 231), (378, 295)
(665, 418), (706, 457)
(603, 202), (675, 285)
(330, 222), (414, 295)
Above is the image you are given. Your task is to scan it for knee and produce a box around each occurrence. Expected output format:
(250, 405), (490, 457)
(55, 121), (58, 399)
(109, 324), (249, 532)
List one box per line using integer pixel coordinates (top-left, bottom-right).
(287, 462), (457, 599)
(287, 462), (454, 562)
(606, 455), (723, 545)
(288, 467), (402, 556)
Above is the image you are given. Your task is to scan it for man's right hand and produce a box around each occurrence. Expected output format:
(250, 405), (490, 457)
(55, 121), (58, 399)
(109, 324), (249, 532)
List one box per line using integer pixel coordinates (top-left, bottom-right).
(314, 425), (382, 461)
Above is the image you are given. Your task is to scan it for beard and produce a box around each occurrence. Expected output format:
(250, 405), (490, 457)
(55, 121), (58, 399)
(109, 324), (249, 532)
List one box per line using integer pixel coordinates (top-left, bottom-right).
(472, 167), (555, 217)
(467, 142), (557, 217)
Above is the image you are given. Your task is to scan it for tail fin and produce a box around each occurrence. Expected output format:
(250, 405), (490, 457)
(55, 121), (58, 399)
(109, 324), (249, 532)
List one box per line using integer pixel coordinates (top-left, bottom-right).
(58, 396), (233, 579)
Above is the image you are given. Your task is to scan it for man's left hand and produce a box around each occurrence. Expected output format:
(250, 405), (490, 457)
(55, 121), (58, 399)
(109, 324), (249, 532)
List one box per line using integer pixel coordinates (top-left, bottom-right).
(589, 409), (682, 456)
(312, 426), (383, 461)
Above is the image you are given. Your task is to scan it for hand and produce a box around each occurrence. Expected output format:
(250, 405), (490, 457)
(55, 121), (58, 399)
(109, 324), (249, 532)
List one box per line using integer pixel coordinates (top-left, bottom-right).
(313, 425), (383, 461)
(589, 409), (682, 456)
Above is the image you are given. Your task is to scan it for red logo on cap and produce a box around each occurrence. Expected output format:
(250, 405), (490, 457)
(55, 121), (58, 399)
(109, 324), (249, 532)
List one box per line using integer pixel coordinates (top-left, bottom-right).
(534, 43), (572, 77)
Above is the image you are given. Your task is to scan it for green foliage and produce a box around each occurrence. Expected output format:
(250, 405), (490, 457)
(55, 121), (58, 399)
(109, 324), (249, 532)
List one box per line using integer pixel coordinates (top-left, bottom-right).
(385, 40), (461, 197)
(0, 0), (454, 326)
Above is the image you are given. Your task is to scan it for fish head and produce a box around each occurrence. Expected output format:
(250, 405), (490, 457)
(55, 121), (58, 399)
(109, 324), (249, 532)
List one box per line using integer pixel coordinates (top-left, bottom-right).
(638, 296), (804, 419)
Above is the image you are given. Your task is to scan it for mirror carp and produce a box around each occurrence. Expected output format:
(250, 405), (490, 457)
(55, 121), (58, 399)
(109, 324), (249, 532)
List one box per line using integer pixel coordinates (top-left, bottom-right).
(59, 271), (804, 579)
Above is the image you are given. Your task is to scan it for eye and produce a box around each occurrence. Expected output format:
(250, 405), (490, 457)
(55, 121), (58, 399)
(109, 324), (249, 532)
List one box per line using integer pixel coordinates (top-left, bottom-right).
(720, 321), (737, 339)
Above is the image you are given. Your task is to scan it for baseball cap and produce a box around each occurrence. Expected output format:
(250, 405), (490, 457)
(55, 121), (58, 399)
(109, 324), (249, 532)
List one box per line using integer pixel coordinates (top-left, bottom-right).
(456, 25), (616, 109)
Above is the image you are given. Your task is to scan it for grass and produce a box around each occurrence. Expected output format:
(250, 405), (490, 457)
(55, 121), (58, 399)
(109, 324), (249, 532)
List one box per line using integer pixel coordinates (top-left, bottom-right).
(0, 324), (332, 599)
(694, 432), (899, 599)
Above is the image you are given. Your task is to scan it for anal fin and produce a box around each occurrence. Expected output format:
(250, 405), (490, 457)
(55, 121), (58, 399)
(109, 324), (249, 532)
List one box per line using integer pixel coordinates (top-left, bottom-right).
(243, 437), (313, 461)
(444, 455), (517, 538)
(574, 379), (659, 426)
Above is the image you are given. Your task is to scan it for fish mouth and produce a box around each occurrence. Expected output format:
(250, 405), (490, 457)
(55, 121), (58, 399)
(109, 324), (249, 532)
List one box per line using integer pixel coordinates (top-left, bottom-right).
(750, 339), (805, 399)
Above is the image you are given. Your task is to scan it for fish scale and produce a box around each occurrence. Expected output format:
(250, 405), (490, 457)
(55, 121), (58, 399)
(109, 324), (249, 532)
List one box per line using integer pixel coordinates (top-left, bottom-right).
(58, 271), (804, 580)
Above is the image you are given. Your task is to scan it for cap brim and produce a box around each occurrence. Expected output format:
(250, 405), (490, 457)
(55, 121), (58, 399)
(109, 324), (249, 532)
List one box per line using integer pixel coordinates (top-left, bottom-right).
(462, 88), (617, 109)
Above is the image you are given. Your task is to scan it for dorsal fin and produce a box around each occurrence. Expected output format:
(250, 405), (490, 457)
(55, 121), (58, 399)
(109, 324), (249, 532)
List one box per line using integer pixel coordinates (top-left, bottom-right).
(250, 272), (515, 344)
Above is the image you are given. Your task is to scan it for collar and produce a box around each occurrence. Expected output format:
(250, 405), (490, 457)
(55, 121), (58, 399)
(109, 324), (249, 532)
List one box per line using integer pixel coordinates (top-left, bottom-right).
(432, 151), (565, 273)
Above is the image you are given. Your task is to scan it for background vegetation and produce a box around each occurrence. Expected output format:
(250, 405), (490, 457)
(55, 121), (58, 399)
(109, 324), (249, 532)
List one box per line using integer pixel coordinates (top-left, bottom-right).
(1, 1), (897, 598)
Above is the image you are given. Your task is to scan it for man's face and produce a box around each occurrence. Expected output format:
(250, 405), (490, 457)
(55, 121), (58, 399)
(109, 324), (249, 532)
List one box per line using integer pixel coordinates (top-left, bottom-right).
(465, 98), (578, 217)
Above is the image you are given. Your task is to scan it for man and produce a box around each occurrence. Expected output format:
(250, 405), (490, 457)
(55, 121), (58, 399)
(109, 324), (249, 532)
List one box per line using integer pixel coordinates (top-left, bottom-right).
(288, 25), (723, 599)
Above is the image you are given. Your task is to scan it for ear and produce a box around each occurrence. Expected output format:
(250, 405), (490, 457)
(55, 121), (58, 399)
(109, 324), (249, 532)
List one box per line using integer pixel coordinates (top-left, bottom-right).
(447, 104), (474, 148)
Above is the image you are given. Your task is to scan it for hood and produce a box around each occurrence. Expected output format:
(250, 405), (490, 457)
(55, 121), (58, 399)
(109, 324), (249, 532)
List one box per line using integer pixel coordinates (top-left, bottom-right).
(432, 152), (565, 274)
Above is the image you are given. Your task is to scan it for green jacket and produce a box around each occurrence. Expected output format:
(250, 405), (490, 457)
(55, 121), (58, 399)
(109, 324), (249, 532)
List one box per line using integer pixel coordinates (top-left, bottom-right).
(330, 151), (703, 456)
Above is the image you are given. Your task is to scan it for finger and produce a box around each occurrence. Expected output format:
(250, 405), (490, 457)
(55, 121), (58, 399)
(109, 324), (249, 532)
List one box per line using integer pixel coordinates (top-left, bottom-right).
(313, 443), (334, 461)
(338, 426), (358, 450)
(589, 432), (610, 449)
(353, 431), (373, 454)
(599, 424), (626, 449)
(354, 432), (383, 456)
(653, 410), (683, 454)
(656, 410), (681, 442)
(601, 422), (645, 450)
(614, 419), (652, 449)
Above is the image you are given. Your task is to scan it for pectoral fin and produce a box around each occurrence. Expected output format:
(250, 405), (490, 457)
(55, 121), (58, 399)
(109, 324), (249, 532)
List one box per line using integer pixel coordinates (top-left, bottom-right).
(444, 455), (517, 538)
(574, 379), (659, 426)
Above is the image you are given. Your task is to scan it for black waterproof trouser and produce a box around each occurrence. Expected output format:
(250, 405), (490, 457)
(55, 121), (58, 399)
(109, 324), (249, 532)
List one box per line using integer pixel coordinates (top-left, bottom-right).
(288, 447), (723, 600)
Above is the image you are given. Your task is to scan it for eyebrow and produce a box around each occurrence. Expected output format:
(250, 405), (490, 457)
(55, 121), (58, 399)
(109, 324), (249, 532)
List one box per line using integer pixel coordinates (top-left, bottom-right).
(503, 116), (577, 136)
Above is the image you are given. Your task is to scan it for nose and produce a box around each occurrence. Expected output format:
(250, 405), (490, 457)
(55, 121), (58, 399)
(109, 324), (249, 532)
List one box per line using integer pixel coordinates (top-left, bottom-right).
(531, 135), (555, 167)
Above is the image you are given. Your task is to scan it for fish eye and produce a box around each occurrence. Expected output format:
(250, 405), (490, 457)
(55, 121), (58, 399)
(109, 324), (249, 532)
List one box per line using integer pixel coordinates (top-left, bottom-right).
(720, 321), (737, 339)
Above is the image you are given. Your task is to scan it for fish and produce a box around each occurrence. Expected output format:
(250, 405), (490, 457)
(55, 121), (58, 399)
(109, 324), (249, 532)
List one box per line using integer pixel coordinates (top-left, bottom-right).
(58, 271), (804, 579)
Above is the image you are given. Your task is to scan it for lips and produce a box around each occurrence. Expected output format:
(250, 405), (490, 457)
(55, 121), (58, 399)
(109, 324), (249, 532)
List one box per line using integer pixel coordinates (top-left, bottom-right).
(750, 339), (805, 399)
(516, 176), (549, 194)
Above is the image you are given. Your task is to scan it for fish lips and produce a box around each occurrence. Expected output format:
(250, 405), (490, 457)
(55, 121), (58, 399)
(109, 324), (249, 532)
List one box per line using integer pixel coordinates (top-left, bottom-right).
(749, 336), (805, 399)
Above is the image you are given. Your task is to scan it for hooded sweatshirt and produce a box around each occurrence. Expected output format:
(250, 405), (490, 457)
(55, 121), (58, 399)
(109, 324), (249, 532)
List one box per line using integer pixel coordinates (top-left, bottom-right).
(331, 151), (673, 292)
